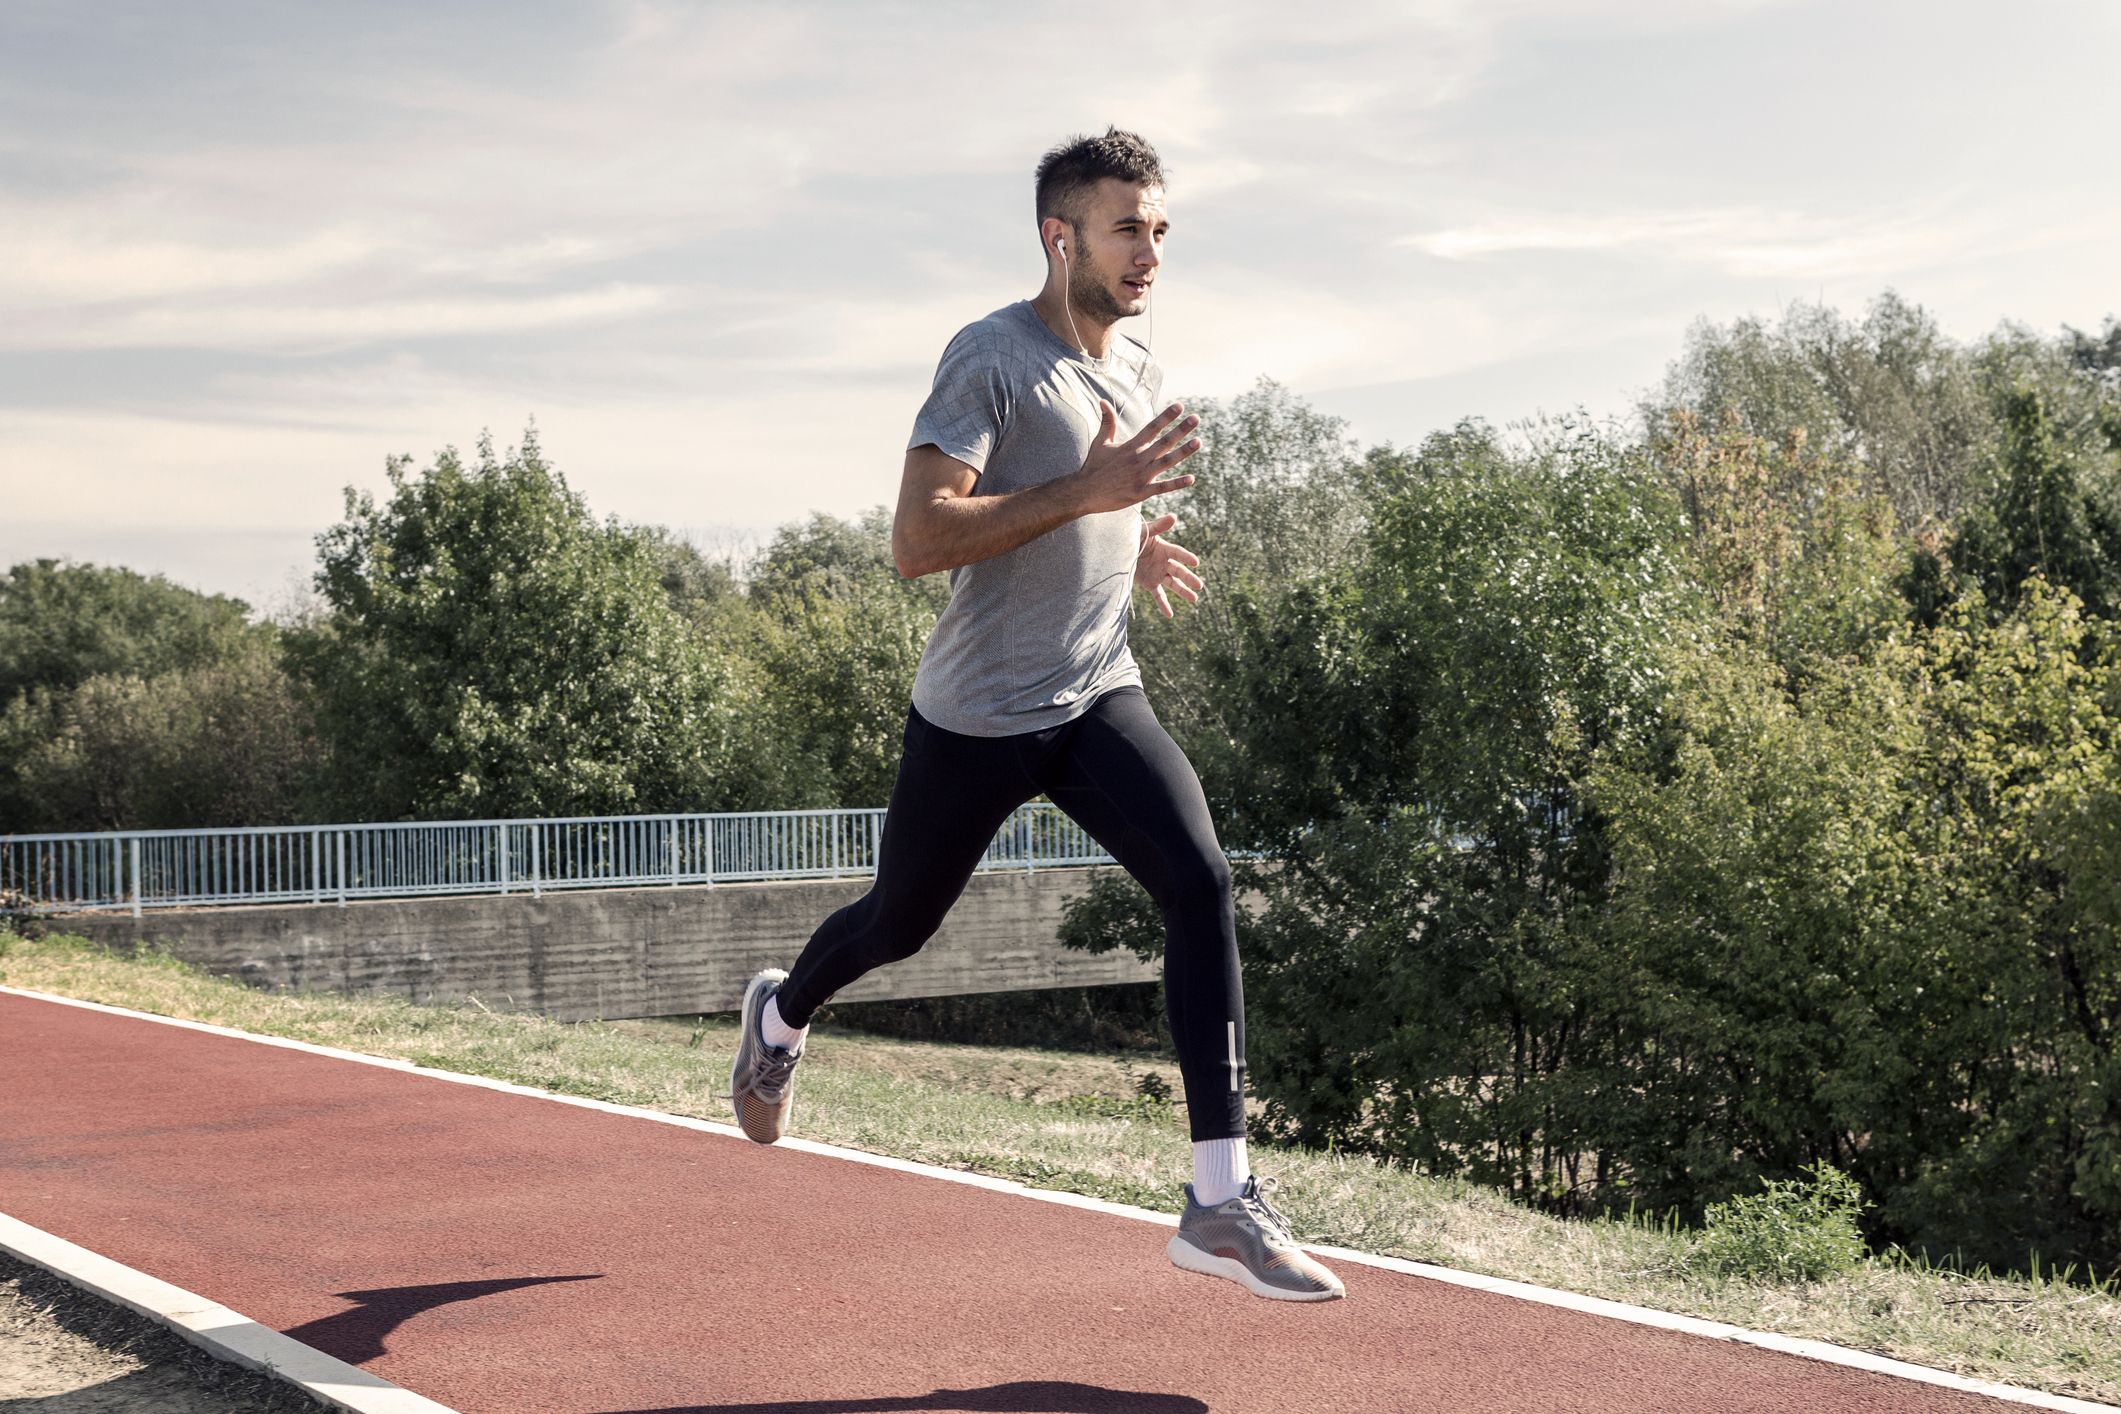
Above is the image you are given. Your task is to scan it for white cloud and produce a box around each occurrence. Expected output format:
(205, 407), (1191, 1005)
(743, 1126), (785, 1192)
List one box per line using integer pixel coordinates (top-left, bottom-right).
(1398, 197), (2088, 282)
(3, 221), (388, 305)
(416, 234), (635, 285)
(4, 283), (673, 353)
(3, 407), (394, 533)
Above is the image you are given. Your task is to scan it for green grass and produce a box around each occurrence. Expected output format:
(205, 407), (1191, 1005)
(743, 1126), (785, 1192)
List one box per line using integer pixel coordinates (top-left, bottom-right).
(4, 928), (2118, 1406)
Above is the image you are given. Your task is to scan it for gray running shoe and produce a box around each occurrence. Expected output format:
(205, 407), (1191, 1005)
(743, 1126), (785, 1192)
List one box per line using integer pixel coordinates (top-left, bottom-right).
(727, 968), (804, 1145)
(1167, 1174), (1346, 1301)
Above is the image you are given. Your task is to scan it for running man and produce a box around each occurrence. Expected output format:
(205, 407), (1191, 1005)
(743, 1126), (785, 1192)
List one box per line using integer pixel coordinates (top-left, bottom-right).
(727, 127), (1345, 1302)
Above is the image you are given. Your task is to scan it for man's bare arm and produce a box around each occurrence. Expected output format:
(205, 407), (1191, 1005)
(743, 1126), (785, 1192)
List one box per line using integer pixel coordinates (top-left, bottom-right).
(895, 400), (1204, 579)
(895, 454), (1084, 578)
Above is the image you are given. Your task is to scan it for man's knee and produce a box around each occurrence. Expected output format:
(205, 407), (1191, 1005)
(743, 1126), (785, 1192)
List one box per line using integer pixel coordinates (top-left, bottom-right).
(1161, 848), (1232, 914)
(862, 889), (950, 964)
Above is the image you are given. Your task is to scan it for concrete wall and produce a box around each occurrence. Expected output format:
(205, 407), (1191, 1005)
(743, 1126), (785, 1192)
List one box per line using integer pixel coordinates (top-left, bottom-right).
(51, 865), (1271, 1022)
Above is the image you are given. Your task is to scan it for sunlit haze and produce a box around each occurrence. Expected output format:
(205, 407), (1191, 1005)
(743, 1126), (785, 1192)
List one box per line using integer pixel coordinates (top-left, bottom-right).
(4, 0), (2114, 609)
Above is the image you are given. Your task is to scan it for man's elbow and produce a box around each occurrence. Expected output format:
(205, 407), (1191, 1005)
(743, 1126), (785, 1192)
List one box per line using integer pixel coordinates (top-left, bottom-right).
(892, 527), (926, 580)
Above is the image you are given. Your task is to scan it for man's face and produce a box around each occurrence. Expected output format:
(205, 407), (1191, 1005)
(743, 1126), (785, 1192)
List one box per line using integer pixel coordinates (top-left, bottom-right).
(1068, 177), (1167, 323)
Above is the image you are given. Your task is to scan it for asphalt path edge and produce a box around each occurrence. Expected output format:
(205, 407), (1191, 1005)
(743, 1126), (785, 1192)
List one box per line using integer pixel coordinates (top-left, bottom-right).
(0, 1209), (460, 1413)
(4, 983), (2113, 1414)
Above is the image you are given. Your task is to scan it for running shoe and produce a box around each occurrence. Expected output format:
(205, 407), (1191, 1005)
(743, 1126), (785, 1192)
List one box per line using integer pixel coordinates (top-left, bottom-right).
(727, 968), (804, 1145)
(1167, 1174), (1346, 1301)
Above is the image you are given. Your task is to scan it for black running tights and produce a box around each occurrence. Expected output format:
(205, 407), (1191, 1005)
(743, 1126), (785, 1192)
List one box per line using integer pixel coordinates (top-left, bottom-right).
(773, 684), (1246, 1142)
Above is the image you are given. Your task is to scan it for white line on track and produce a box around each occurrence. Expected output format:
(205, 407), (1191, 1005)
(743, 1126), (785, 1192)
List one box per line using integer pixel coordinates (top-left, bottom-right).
(3, 983), (2113, 1414)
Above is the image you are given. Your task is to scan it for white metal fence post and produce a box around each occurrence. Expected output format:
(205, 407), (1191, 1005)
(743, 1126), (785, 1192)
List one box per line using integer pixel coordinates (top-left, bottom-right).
(669, 819), (679, 887)
(498, 823), (511, 896)
(530, 825), (541, 898)
(129, 837), (141, 918)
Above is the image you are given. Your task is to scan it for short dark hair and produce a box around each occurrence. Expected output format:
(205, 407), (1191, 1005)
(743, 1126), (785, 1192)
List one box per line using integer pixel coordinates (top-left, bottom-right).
(1034, 126), (1166, 235)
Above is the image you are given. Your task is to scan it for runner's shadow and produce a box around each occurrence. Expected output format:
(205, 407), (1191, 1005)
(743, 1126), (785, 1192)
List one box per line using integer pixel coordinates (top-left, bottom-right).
(595, 1382), (1208, 1413)
(284, 1274), (602, 1363)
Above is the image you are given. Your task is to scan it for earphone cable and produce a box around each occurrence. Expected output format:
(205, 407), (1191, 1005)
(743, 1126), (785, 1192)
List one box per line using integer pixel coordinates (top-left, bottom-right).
(1058, 239), (1152, 409)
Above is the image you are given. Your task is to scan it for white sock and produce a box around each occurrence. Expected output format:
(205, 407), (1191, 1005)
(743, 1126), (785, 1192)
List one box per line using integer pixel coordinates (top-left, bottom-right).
(760, 993), (808, 1051)
(1192, 1136), (1248, 1207)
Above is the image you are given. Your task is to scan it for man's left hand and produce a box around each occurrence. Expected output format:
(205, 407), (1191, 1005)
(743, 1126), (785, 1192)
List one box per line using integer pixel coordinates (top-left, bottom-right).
(1135, 512), (1204, 619)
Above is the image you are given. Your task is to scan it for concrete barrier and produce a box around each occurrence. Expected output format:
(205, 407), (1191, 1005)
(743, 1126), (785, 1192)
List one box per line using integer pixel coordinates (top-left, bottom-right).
(48, 865), (1275, 1021)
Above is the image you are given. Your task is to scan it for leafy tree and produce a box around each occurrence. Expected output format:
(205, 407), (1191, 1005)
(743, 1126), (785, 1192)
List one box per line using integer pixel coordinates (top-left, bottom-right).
(1891, 579), (2121, 1266)
(741, 578), (935, 810)
(1583, 628), (1955, 1222)
(1125, 378), (1368, 739)
(0, 633), (324, 832)
(0, 559), (257, 710)
(750, 505), (948, 618)
(284, 426), (762, 821)
(1249, 418), (1686, 1203)
(1650, 409), (1905, 672)
(1648, 292), (1995, 535)
(944, 315), (2121, 1270)
(2065, 315), (2121, 388)
(1064, 394), (2121, 1271)
(1071, 416), (1694, 1212)
(1572, 574), (2121, 1270)
(1140, 377), (1369, 595)
(632, 524), (749, 639)
(1950, 387), (2121, 621)
(0, 560), (295, 833)
(719, 506), (944, 809)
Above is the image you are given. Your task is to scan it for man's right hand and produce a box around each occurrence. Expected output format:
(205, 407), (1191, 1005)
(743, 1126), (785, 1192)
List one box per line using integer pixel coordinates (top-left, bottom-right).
(1073, 400), (1203, 515)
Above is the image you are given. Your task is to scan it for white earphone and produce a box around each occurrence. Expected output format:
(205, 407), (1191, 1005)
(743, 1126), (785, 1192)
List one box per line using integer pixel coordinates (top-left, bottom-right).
(1053, 235), (1089, 357)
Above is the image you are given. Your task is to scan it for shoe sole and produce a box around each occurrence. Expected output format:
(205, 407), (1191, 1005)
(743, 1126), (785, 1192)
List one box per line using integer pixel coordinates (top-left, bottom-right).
(1165, 1233), (1345, 1301)
(731, 967), (792, 1145)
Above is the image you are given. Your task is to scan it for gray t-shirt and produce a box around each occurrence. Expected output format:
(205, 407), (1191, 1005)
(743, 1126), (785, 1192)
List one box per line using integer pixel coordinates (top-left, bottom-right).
(906, 299), (1164, 738)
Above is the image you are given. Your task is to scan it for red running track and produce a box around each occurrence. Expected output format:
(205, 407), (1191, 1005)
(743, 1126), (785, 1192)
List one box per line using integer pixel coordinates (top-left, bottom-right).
(0, 989), (2048, 1414)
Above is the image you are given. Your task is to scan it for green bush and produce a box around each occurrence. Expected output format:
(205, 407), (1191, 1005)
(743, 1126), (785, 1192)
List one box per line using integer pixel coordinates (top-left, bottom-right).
(2, 635), (325, 832)
(0, 561), (302, 833)
(1097, 361), (2121, 1277)
(1688, 1163), (1869, 1283)
(0, 559), (256, 709)
(1171, 415), (1693, 1211)
(285, 425), (762, 820)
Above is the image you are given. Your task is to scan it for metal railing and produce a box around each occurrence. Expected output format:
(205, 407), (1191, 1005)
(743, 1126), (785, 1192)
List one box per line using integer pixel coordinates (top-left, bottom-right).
(0, 804), (1183, 918)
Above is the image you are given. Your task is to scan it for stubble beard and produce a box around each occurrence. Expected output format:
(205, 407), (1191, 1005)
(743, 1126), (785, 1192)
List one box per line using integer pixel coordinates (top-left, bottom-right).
(1068, 250), (1138, 327)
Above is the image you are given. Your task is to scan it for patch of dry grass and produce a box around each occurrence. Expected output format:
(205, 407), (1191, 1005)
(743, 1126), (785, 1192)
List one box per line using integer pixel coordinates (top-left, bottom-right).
(0, 1251), (328, 1410)
(4, 928), (2116, 1407)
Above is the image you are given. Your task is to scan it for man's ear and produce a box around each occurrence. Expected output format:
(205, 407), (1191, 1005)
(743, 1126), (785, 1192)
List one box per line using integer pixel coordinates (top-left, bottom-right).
(1043, 216), (1082, 255)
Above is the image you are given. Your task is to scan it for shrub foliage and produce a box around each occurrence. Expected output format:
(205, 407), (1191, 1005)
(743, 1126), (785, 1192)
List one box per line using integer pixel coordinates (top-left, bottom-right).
(1065, 312), (2121, 1273)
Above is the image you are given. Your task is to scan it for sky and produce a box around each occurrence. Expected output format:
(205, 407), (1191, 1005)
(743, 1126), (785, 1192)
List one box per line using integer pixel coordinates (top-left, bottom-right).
(3, 0), (2115, 614)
